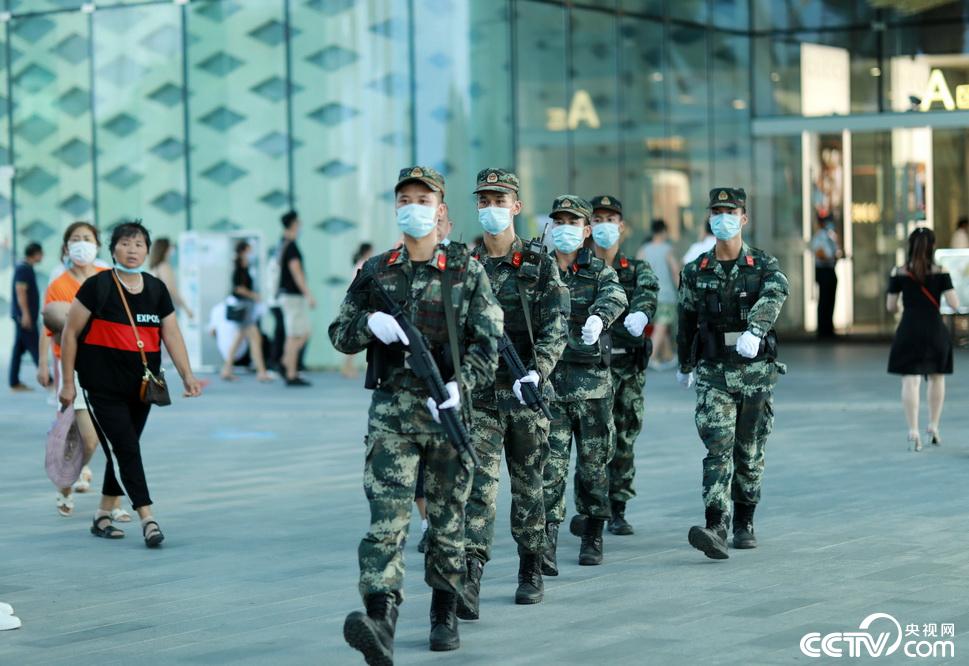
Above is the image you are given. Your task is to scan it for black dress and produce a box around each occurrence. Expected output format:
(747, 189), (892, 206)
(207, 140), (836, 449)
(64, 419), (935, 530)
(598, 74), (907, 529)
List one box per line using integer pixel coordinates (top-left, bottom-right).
(887, 269), (954, 375)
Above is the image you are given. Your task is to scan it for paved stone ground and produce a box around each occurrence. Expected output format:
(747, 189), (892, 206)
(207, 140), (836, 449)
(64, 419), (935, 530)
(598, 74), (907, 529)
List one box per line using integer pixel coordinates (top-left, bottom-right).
(1, 344), (967, 665)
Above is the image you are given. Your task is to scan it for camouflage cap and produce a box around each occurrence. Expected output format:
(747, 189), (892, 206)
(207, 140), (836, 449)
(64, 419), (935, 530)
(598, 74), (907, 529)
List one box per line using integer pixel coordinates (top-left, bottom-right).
(396, 166), (445, 196)
(550, 194), (593, 220)
(590, 195), (622, 215)
(474, 168), (519, 194)
(708, 187), (746, 210)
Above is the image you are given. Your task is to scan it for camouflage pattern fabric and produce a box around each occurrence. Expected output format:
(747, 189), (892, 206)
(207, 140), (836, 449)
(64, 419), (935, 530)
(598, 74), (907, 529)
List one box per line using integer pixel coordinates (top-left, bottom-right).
(543, 253), (626, 522)
(465, 398), (550, 561)
(464, 237), (568, 561)
(607, 354), (645, 503)
(329, 243), (503, 601)
(543, 396), (615, 523)
(606, 254), (659, 503)
(677, 241), (788, 514)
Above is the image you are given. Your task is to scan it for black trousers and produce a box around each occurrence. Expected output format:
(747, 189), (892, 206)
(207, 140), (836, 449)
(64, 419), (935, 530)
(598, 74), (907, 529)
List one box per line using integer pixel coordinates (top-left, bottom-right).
(85, 391), (153, 509)
(8, 322), (39, 386)
(815, 266), (838, 338)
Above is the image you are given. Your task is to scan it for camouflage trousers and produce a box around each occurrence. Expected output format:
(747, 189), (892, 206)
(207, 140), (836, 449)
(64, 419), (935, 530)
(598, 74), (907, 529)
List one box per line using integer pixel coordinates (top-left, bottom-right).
(543, 394), (615, 524)
(608, 355), (647, 503)
(694, 367), (775, 513)
(358, 424), (472, 602)
(464, 395), (549, 561)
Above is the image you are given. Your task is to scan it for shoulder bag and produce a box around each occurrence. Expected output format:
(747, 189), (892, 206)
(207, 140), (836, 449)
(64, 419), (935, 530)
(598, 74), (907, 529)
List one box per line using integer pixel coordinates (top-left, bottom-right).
(111, 271), (172, 406)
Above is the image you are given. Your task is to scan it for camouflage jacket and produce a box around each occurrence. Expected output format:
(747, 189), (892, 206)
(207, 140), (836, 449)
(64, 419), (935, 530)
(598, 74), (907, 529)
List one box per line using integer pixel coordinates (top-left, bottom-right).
(549, 250), (628, 401)
(608, 253), (659, 350)
(471, 236), (569, 394)
(676, 243), (789, 387)
(328, 243), (503, 433)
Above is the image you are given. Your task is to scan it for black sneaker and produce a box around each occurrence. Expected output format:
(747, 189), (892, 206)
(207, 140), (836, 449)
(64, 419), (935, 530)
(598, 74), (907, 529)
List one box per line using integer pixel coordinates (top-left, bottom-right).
(285, 377), (312, 387)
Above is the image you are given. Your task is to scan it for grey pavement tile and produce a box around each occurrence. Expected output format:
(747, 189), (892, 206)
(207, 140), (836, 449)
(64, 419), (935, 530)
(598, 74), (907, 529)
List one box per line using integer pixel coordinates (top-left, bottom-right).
(1, 344), (968, 665)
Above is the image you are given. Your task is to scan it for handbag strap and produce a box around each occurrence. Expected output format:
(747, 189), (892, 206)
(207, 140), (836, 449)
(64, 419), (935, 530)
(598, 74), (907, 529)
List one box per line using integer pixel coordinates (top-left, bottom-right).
(111, 271), (149, 369)
(907, 269), (941, 309)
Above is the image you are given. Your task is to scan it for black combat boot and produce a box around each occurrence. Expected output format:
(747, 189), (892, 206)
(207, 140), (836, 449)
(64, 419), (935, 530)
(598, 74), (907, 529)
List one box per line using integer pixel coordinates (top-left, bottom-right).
(455, 556), (483, 621)
(688, 507), (729, 560)
(607, 500), (634, 535)
(343, 592), (399, 666)
(732, 502), (757, 549)
(541, 522), (559, 576)
(429, 588), (460, 652)
(515, 546), (544, 605)
(568, 514), (586, 537)
(578, 517), (605, 565)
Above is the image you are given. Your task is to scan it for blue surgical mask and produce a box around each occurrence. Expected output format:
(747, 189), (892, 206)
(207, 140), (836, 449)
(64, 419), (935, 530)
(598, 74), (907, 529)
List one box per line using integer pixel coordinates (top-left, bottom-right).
(591, 222), (620, 249)
(396, 203), (438, 239)
(710, 213), (742, 241)
(552, 224), (585, 253)
(479, 206), (512, 235)
(114, 262), (145, 275)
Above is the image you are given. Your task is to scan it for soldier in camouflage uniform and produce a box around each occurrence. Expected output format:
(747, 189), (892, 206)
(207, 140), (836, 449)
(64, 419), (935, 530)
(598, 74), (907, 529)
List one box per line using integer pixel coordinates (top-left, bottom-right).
(541, 195), (627, 573)
(456, 169), (569, 621)
(329, 166), (503, 661)
(676, 187), (788, 560)
(569, 196), (659, 538)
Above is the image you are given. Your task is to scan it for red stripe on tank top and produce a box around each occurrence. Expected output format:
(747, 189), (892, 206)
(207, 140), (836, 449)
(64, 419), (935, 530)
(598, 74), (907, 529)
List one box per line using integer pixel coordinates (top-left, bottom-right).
(83, 318), (161, 352)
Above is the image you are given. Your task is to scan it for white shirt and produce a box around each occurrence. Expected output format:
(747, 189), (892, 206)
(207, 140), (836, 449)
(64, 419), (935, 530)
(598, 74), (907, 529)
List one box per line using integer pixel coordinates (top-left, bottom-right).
(683, 236), (716, 265)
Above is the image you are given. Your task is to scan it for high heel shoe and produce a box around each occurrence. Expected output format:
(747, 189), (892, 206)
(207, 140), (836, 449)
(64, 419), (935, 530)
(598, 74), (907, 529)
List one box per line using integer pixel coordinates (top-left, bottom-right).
(908, 431), (922, 452)
(927, 427), (942, 446)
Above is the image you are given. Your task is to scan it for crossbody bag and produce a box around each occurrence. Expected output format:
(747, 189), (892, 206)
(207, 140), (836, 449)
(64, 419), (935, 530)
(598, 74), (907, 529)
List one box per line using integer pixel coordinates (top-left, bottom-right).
(111, 271), (171, 406)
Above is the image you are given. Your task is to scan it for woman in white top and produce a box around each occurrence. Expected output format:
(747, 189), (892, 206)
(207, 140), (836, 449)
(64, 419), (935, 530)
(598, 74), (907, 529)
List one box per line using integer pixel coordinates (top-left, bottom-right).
(147, 238), (193, 319)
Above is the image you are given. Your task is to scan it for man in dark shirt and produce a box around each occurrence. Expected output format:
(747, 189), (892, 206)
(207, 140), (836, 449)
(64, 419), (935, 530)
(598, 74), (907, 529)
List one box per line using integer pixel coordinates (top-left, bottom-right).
(278, 210), (316, 386)
(9, 242), (43, 391)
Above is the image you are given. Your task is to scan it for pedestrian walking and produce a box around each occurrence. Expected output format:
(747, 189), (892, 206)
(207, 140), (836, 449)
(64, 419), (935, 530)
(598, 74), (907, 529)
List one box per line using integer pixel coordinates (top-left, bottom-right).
(147, 238), (193, 319)
(59, 221), (202, 548)
(887, 227), (959, 451)
(457, 169), (568, 621)
(637, 219), (679, 369)
(567, 195), (658, 537)
(9, 242), (43, 392)
(278, 211), (315, 386)
(677, 187), (789, 560)
(221, 240), (271, 382)
(330, 166), (502, 660)
(38, 222), (115, 517)
(541, 195), (627, 573)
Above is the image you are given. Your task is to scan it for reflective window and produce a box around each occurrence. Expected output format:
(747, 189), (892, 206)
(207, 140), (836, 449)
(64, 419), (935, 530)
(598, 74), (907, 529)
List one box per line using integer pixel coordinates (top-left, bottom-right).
(186, 1), (288, 238)
(515, 1), (568, 227)
(94, 4), (185, 239)
(11, 12), (93, 279)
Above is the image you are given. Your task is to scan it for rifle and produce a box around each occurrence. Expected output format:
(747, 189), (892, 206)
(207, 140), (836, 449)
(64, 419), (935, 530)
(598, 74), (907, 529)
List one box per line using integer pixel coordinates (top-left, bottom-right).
(369, 278), (480, 468)
(498, 334), (553, 420)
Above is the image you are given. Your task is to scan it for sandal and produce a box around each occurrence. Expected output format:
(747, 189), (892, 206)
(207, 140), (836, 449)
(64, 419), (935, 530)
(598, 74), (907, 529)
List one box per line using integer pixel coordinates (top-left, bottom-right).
(73, 466), (93, 493)
(56, 492), (74, 517)
(110, 507), (132, 523)
(142, 520), (165, 548)
(90, 515), (125, 539)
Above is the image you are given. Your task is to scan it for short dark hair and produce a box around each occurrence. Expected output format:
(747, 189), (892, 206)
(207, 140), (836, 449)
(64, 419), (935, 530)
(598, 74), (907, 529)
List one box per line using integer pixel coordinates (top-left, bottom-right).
(109, 220), (152, 256)
(958, 216), (969, 229)
(281, 210), (299, 229)
(24, 242), (43, 258)
(651, 219), (667, 235)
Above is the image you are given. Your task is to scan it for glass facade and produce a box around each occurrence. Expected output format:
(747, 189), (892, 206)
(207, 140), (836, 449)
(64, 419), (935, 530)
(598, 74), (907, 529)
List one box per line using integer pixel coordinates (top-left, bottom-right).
(2, 0), (968, 365)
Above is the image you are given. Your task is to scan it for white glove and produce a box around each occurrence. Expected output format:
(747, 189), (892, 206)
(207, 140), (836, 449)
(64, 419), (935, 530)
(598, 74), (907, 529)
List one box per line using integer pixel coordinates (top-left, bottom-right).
(581, 315), (604, 345)
(735, 331), (761, 359)
(426, 381), (460, 424)
(367, 312), (410, 346)
(623, 311), (649, 337)
(512, 370), (540, 406)
(676, 370), (694, 389)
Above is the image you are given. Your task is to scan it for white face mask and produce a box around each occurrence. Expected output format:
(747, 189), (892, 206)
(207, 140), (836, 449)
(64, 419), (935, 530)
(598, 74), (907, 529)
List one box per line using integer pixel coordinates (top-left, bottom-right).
(68, 241), (97, 266)
(396, 203), (438, 239)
